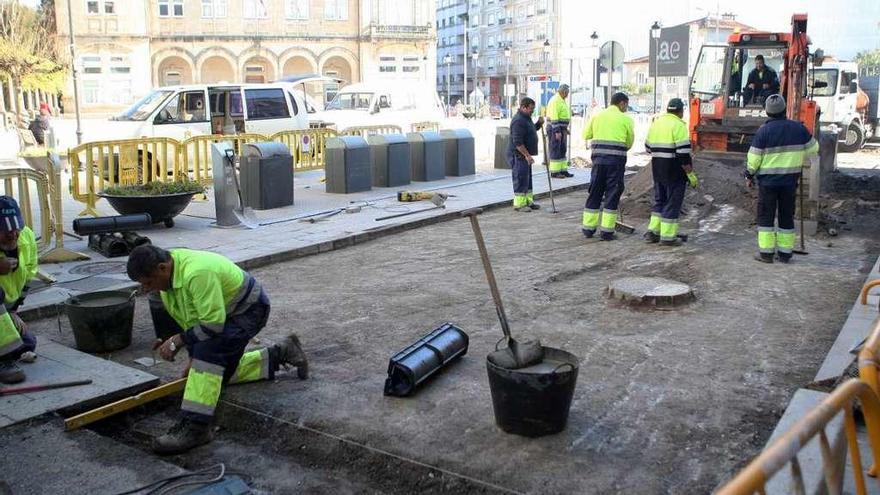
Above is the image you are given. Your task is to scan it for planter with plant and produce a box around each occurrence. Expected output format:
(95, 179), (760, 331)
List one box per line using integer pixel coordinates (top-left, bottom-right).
(98, 180), (205, 228)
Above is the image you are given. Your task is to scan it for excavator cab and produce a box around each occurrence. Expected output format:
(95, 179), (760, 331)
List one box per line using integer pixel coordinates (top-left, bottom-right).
(689, 14), (815, 162)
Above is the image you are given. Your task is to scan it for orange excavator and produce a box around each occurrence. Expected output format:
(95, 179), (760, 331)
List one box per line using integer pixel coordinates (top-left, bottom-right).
(688, 14), (822, 163)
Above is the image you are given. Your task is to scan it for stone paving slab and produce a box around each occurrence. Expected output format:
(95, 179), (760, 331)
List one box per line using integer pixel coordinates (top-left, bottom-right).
(21, 165), (591, 320)
(0, 341), (158, 427)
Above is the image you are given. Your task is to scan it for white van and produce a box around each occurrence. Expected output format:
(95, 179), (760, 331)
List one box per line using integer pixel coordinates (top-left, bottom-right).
(101, 83), (310, 142)
(311, 82), (445, 132)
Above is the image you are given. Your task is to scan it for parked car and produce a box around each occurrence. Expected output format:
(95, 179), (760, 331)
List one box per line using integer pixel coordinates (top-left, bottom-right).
(311, 82), (445, 131)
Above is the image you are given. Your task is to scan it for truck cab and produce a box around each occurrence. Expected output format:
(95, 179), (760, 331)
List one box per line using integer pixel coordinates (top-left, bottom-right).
(811, 61), (869, 152)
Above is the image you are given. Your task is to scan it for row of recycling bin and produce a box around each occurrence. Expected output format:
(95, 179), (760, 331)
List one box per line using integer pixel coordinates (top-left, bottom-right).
(326, 129), (475, 194)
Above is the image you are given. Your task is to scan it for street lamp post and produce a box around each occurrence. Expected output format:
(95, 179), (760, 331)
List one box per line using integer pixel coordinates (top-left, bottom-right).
(444, 53), (452, 112)
(461, 12), (469, 108)
(67, 0), (83, 144)
(504, 44), (511, 116)
(472, 49), (480, 109)
(590, 31), (599, 107)
(651, 21), (662, 113)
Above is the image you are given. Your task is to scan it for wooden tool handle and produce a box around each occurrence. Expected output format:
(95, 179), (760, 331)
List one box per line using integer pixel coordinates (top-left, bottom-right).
(461, 208), (484, 217)
(467, 214), (512, 339)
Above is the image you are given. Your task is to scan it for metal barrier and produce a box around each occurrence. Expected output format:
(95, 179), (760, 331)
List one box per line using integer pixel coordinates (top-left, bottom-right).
(68, 137), (181, 216)
(270, 128), (338, 172)
(340, 125), (403, 137)
(0, 166), (51, 251)
(717, 378), (880, 495)
(179, 133), (264, 184)
(411, 121), (440, 133)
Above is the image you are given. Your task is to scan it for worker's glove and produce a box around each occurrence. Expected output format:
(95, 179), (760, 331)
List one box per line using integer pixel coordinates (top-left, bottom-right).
(686, 172), (699, 189)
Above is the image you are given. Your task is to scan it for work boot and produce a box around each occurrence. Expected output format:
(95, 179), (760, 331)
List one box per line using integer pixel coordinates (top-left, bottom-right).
(561, 170), (575, 178)
(777, 253), (792, 264)
(152, 418), (213, 455)
(600, 232), (616, 241)
(276, 334), (309, 379)
(0, 360), (25, 384)
(550, 172), (565, 179)
(527, 202), (541, 210)
(754, 253), (775, 264)
(582, 228), (595, 239)
(514, 206), (532, 213)
(643, 231), (660, 244)
(660, 238), (683, 247)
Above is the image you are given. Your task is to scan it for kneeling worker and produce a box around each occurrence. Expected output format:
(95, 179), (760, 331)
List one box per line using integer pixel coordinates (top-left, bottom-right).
(127, 244), (309, 454)
(0, 196), (38, 384)
(644, 98), (699, 246)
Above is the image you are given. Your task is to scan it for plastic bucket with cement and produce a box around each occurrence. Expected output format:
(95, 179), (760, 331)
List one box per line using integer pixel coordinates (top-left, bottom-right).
(65, 290), (135, 353)
(148, 292), (183, 341)
(486, 346), (579, 437)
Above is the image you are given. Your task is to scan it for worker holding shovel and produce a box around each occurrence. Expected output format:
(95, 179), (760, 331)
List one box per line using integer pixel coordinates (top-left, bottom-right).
(507, 97), (545, 212)
(0, 197), (39, 384)
(126, 244), (309, 454)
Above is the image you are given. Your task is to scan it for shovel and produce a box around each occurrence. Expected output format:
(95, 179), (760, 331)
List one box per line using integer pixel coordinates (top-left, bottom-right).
(224, 150), (259, 229)
(463, 209), (544, 369)
(541, 125), (558, 214)
(793, 166), (809, 256)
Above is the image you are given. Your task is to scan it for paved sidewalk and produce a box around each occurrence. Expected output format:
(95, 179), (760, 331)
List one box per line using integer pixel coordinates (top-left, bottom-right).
(21, 166), (590, 319)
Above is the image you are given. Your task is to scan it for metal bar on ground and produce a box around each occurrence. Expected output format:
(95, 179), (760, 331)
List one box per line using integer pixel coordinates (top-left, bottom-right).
(64, 378), (187, 431)
(0, 379), (92, 396)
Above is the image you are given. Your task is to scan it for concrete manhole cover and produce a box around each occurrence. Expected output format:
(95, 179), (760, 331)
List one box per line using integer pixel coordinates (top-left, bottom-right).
(69, 261), (127, 276)
(606, 276), (695, 309)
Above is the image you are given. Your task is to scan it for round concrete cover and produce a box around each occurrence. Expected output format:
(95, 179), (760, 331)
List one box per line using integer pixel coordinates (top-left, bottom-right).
(606, 276), (695, 308)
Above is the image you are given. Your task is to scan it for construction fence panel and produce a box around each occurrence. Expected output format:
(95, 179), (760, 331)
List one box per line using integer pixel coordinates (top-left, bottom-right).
(178, 134), (265, 185)
(270, 128), (338, 172)
(68, 137), (182, 216)
(411, 121), (441, 133)
(0, 167), (52, 251)
(340, 125), (404, 138)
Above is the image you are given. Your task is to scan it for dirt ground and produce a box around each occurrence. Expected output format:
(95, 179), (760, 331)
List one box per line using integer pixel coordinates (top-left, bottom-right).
(23, 174), (880, 493)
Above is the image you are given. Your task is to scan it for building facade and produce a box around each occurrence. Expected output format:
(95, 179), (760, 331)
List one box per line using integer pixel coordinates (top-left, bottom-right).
(55, 0), (436, 111)
(435, 0), (467, 106)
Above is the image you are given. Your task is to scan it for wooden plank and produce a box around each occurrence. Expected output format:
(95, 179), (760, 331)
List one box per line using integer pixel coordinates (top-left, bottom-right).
(64, 378), (187, 431)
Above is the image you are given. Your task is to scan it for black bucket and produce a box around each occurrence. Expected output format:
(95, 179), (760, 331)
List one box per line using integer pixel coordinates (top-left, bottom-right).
(148, 292), (184, 341)
(486, 346), (579, 437)
(65, 290), (136, 353)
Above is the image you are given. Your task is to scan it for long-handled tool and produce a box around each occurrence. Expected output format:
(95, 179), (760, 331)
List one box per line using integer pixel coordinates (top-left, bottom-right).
(0, 379), (92, 397)
(793, 167), (809, 255)
(541, 125), (558, 214)
(376, 205), (444, 222)
(463, 209), (544, 369)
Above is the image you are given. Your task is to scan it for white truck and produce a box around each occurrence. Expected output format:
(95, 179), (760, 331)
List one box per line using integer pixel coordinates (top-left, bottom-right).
(310, 83), (445, 132)
(812, 61), (879, 152)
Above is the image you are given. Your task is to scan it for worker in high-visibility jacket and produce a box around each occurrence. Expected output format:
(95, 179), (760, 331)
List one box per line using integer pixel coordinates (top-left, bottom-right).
(127, 245), (309, 455)
(581, 92), (634, 241)
(746, 94), (819, 263)
(0, 196), (38, 384)
(546, 84), (574, 178)
(644, 98), (699, 246)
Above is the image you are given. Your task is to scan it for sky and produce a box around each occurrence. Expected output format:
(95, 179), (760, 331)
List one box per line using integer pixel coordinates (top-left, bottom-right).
(565, 0), (880, 60)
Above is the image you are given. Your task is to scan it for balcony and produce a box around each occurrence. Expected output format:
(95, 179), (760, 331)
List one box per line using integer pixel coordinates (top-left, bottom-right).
(363, 23), (433, 40)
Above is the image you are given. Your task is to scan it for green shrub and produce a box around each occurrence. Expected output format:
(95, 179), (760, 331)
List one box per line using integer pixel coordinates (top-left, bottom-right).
(102, 180), (205, 196)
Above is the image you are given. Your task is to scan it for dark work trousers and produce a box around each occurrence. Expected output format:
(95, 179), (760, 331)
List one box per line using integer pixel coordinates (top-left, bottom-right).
(585, 163), (626, 212)
(653, 180), (687, 222)
(757, 184), (797, 231)
(183, 289), (272, 423)
(1, 289), (36, 362)
(510, 154), (533, 206)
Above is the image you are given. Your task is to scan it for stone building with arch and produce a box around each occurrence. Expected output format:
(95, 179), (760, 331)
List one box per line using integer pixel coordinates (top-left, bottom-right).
(55, 0), (436, 112)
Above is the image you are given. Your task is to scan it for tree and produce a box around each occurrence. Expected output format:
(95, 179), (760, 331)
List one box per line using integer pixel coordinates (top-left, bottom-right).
(855, 49), (880, 68)
(0, 0), (66, 116)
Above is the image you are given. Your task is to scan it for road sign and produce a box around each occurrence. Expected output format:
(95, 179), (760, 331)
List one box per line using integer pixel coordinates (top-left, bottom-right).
(649, 24), (690, 77)
(598, 41), (625, 88)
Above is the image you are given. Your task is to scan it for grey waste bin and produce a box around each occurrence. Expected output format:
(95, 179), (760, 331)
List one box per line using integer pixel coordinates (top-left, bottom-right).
(440, 129), (475, 177)
(818, 131), (838, 195)
(494, 126), (511, 169)
(367, 134), (411, 187)
(325, 136), (372, 193)
(407, 132), (445, 182)
(240, 142), (294, 210)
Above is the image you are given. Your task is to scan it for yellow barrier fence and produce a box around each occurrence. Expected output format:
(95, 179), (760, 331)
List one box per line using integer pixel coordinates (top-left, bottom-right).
(68, 137), (181, 216)
(270, 128), (338, 172)
(340, 125), (403, 137)
(717, 378), (880, 495)
(179, 133), (265, 185)
(411, 121), (440, 133)
(0, 167), (51, 251)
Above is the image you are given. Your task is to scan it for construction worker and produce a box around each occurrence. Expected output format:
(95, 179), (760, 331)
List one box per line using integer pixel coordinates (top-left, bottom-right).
(546, 84), (574, 178)
(507, 96), (544, 212)
(743, 55), (780, 105)
(126, 244), (309, 454)
(644, 98), (699, 246)
(746, 94), (819, 263)
(0, 196), (38, 384)
(581, 92), (634, 240)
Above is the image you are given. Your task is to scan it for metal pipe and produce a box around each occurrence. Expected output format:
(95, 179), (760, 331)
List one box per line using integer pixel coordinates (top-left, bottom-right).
(66, 0), (83, 144)
(861, 280), (880, 306)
